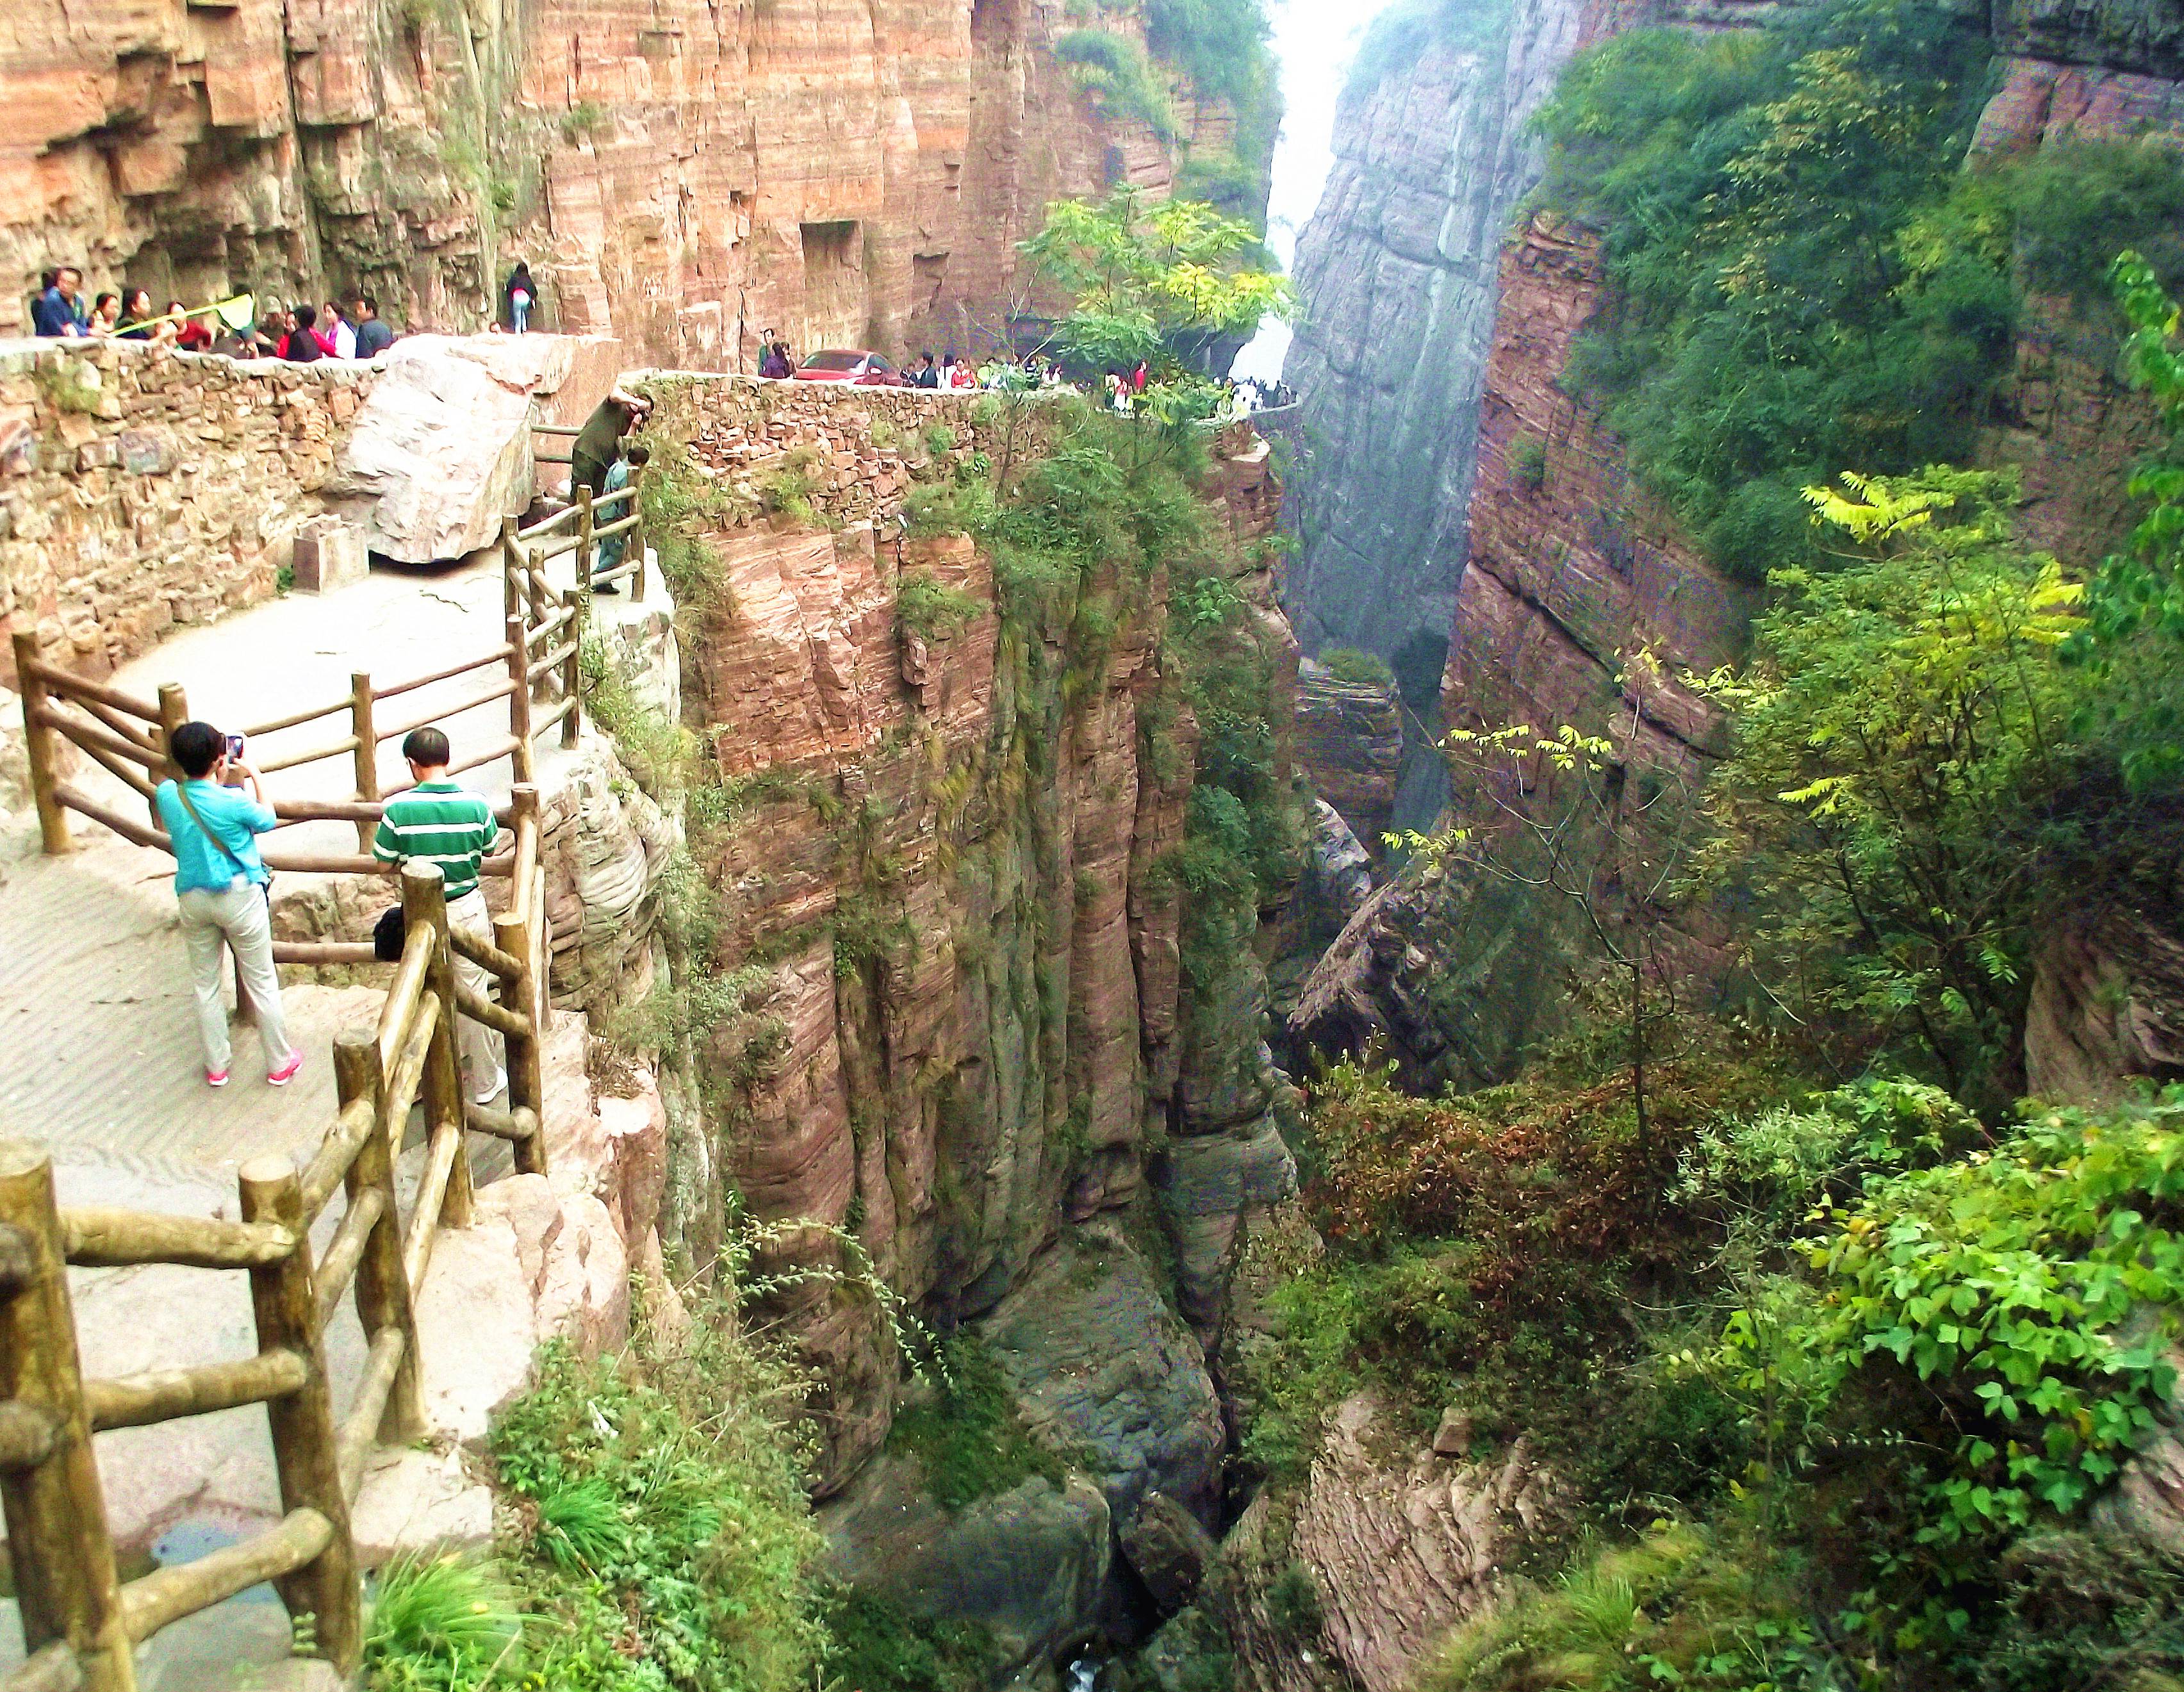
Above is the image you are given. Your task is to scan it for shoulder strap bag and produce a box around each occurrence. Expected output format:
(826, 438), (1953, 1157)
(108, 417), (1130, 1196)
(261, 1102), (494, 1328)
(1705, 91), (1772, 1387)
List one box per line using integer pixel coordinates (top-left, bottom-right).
(174, 782), (271, 901)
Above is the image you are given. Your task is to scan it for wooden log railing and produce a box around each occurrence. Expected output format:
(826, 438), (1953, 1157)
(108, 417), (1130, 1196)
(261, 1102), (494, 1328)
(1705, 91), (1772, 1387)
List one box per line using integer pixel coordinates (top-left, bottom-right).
(8, 525), (605, 967)
(0, 797), (552, 1692)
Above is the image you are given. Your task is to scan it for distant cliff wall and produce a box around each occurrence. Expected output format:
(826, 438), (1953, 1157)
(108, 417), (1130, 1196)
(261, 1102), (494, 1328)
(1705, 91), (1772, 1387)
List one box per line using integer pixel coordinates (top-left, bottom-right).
(1282, 0), (2184, 1087)
(1279, 0), (1586, 662)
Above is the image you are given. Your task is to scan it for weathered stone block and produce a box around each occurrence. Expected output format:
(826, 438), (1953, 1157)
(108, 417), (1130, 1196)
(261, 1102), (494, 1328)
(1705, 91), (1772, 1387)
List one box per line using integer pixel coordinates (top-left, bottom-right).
(290, 516), (368, 594)
(117, 429), (174, 475)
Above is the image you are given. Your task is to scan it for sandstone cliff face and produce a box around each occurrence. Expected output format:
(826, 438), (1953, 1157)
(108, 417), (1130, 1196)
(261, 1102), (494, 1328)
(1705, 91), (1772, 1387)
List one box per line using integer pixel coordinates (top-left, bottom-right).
(0, 0), (1252, 368)
(1279, 0), (1586, 661)
(639, 379), (1296, 1490)
(1291, 209), (1748, 1089)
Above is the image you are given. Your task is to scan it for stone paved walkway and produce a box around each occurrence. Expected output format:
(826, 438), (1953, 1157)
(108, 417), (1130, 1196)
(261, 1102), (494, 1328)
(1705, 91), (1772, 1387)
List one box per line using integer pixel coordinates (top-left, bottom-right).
(0, 538), (657, 1686)
(0, 538), (656, 1169)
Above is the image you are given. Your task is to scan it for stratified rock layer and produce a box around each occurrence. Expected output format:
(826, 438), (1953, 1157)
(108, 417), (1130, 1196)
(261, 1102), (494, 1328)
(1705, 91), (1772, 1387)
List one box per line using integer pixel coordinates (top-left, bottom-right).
(653, 383), (1297, 1490)
(0, 0), (1254, 371)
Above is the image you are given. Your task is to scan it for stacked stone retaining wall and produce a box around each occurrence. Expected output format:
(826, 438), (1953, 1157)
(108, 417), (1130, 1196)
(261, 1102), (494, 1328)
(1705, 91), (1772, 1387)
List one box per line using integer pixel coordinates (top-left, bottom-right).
(634, 372), (1062, 533)
(0, 338), (379, 687)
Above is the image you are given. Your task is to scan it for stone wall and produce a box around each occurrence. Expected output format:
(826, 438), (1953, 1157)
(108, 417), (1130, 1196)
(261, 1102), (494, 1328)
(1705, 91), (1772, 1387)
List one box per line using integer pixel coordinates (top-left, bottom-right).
(636, 374), (1044, 533)
(0, 338), (377, 687)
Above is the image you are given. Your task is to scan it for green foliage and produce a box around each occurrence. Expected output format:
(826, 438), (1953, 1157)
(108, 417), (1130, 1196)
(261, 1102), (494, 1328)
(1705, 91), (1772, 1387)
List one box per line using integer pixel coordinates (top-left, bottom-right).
(639, 438), (739, 610)
(1174, 150), (1269, 227)
(1238, 1035), (1795, 1491)
(821, 1589), (999, 1692)
(1420, 1518), (1850, 1692)
(1697, 467), (2085, 1100)
(2068, 254), (2184, 669)
(363, 1556), (523, 1689)
(1346, 0), (1513, 98)
(1809, 1096), (2184, 1547)
(755, 447), (823, 525)
(923, 422), (958, 457)
(896, 571), (984, 641)
(1508, 433), (1547, 493)
(1144, 0), (1280, 214)
(1316, 646), (1395, 690)
(489, 1323), (831, 1692)
(885, 1335), (1070, 1510)
(1994, 141), (2184, 306)
(1019, 188), (1293, 378)
(1534, 1), (2010, 582)
(1055, 30), (1180, 142)
(580, 632), (696, 798)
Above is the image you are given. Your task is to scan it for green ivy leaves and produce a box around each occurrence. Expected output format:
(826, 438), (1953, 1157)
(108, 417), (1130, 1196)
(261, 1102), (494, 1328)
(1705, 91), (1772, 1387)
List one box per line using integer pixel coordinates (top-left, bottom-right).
(1812, 1097), (2184, 1548)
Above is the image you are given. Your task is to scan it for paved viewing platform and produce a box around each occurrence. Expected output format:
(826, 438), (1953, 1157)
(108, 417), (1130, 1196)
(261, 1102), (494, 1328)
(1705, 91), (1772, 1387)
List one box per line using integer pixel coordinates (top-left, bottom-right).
(0, 539), (664, 1688)
(2, 542), (646, 1173)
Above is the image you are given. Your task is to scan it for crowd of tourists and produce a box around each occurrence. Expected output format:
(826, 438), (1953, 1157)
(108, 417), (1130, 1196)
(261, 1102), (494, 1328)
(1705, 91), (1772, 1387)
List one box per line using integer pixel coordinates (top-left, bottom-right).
(29, 267), (397, 361)
(755, 330), (1297, 420)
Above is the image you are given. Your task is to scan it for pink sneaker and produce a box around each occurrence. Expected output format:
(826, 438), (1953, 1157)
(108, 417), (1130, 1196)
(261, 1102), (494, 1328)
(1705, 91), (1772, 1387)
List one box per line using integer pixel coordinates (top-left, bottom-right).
(206, 1068), (229, 1088)
(267, 1051), (304, 1087)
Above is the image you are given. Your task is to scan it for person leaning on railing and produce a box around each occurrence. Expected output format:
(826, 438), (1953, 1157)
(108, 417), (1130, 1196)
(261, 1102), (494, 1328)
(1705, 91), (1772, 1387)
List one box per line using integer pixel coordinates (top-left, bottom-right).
(154, 721), (304, 1089)
(372, 726), (507, 1106)
(591, 444), (648, 594)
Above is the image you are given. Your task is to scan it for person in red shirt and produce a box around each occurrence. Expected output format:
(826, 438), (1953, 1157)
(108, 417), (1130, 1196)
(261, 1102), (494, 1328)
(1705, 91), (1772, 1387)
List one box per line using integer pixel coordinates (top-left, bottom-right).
(169, 302), (213, 352)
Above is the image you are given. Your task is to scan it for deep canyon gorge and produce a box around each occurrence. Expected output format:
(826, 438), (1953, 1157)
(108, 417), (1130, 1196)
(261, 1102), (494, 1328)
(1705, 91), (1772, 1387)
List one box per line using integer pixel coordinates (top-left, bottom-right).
(6, 0), (2184, 1682)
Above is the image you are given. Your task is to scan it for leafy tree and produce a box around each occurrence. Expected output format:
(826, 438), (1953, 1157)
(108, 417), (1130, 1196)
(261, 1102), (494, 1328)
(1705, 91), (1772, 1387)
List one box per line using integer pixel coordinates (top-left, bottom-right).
(1698, 468), (2084, 1101)
(1017, 188), (1293, 380)
(1395, 668), (1707, 1151)
(2070, 252), (2184, 662)
(1533, 0), (2011, 583)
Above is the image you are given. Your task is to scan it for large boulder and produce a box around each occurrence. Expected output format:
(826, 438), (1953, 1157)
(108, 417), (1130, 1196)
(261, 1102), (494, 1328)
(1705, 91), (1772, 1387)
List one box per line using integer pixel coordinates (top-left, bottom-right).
(819, 1454), (1113, 1669)
(327, 334), (621, 563)
(1121, 1490), (1221, 1611)
(983, 1226), (1226, 1527)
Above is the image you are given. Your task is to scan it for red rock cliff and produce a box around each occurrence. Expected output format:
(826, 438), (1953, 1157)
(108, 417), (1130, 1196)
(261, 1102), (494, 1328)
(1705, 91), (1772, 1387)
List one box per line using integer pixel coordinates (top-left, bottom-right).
(631, 381), (1297, 1489)
(0, 0), (1253, 366)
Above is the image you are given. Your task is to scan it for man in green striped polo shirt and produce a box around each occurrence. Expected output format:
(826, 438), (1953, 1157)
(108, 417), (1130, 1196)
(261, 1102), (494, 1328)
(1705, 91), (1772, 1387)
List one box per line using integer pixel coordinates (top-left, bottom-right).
(373, 726), (506, 1105)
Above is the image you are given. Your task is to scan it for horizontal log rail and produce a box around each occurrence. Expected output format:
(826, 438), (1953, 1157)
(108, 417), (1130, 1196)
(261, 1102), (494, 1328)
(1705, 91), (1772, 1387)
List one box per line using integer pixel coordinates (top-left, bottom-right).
(448, 923), (525, 983)
(12, 551), (573, 864)
(0, 798), (552, 1691)
(117, 1506), (333, 1644)
(85, 1351), (308, 1434)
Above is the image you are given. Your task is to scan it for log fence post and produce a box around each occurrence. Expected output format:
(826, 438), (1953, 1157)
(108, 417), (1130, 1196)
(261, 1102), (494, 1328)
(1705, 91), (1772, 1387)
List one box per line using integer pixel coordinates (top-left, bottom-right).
(13, 633), (74, 856)
(333, 1035), (425, 1443)
(630, 468), (647, 604)
(349, 673), (379, 855)
(400, 864), (472, 1229)
(155, 683), (188, 787)
(573, 482), (594, 598)
(526, 545), (552, 703)
(237, 1157), (359, 1674)
(0, 1144), (133, 1692)
(505, 618), (534, 786)
(496, 786), (548, 1178)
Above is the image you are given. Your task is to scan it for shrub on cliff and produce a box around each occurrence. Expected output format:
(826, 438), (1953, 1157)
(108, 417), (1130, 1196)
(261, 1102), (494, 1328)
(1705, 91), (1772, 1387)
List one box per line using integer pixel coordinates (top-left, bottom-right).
(1532, 0), (2184, 587)
(1316, 646), (1395, 690)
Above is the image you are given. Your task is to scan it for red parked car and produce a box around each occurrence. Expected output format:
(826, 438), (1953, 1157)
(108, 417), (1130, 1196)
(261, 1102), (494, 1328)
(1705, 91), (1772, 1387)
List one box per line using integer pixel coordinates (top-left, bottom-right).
(792, 349), (907, 386)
